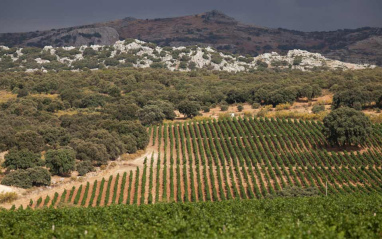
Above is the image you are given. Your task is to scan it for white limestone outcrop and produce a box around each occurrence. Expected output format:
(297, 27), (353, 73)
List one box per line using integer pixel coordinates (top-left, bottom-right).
(0, 39), (376, 72)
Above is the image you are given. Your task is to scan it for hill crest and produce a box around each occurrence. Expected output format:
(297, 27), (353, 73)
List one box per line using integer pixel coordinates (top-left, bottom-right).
(0, 11), (381, 65)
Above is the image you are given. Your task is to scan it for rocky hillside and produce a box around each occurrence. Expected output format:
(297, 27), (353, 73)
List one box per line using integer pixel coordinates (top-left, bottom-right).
(0, 39), (375, 72)
(0, 11), (381, 66)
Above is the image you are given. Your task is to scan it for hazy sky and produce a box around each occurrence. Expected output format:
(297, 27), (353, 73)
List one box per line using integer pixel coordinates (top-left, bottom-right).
(0, 0), (381, 33)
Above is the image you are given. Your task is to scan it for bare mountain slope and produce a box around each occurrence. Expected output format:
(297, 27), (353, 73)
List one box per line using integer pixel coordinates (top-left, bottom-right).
(0, 10), (381, 65)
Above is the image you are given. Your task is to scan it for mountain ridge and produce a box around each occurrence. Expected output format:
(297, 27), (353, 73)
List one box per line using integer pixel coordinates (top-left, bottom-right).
(0, 10), (381, 65)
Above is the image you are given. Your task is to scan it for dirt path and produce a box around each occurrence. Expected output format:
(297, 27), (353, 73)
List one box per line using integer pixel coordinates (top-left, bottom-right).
(1, 147), (156, 209)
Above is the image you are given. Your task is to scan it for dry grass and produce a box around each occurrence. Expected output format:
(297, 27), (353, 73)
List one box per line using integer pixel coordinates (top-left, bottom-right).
(192, 116), (212, 121)
(316, 99), (333, 105)
(275, 103), (292, 111)
(54, 110), (79, 117)
(265, 110), (328, 121)
(54, 110), (101, 117)
(29, 94), (59, 99)
(368, 114), (382, 123)
(121, 150), (145, 161)
(0, 91), (17, 103)
(0, 192), (18, 204)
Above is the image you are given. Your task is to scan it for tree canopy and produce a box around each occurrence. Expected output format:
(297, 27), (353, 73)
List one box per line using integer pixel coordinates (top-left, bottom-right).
(178, 100), (201, 118)
(45, 148), (76, 176)
(1, 167), (51, 188)
(2, 149), (42, 170)
(323, 107), (372, 146)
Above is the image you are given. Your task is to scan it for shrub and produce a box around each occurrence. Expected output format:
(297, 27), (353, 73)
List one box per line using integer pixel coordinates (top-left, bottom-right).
(76, 161), (95, 176)
(256, 108), (269, 117)
(220, 105), (229, 111)
(71, 59), (99, 69)
(243, 111), (252, 117)
(188, 61), (197, 70)
(202, 106), (210, 113)
(217, 113), (231, 120)
(211, 54), (223, 64)
(312, 104), (325, 114)
(256, 60), (268, 68)
(0, 192), (18, 204)
(275, 103), (291, 111)
(21, 47), (41, 55)
(252, 103), (261, 109)
(179, 62), (188, 69)
(150, 62), (165, 69)
(192, 116), (211, 121)
(104, 58), (120, 67)
(237, 105), (244, 112)
(293, 56), (303, 65)
(17, 89), (29, 98)
(83, 48), (97, 57)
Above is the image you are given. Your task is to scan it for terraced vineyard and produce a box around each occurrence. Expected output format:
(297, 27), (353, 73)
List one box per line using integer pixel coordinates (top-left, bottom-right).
(27, 117), (382, 209)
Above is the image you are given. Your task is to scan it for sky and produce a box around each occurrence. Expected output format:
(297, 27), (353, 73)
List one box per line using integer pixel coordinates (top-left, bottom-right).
(0, 0), (381, 33)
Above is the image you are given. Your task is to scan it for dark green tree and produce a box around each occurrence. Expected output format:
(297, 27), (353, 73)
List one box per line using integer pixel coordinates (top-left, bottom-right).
(17, 88), (29, 98)
(1, 167), (51, 188)
(15, 131), (45, 153)
(2, 149), (42, 170)
(178, 100), (200, 118)
(70, 139), (109, 164)
(45, 148), (76, 176)
(138, 105), (166, 125)
(147, 100), (176, 120)
(76, 161), (95, 176)
(103, 102), (139, 121)
(89, 130), (125, 160)
(332, 89), (371, 109)
(312, 104), (325, 114)
(323, 107), (372, 146)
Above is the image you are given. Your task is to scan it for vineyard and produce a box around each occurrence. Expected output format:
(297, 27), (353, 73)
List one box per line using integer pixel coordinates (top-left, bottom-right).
(1, 195), (381, 237)
(25, 117), (382, 209)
